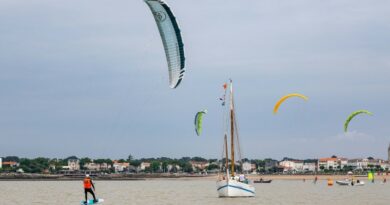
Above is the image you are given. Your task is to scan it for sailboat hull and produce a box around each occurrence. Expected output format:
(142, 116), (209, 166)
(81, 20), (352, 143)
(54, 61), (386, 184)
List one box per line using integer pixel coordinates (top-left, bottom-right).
(216, 180), (255, 197)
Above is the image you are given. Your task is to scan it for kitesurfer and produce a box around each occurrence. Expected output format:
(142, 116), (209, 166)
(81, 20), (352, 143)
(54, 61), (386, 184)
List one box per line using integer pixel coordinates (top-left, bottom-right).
(83, 174), (97, 204)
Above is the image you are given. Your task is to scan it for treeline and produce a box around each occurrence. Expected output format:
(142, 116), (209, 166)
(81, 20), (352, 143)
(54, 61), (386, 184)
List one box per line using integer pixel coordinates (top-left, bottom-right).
(0, 155), (282, 174)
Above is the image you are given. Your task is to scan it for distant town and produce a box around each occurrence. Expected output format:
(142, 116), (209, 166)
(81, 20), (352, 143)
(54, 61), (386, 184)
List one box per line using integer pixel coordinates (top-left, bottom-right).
(1, 145), (390, 177)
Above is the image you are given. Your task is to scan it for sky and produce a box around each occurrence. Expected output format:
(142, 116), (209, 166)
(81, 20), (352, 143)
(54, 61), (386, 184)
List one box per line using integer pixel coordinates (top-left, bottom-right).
(0, 0), (389, 160)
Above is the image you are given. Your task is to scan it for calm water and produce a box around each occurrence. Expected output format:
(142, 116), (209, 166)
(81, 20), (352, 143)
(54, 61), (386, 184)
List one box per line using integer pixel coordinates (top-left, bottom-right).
(0, 179), (389, 205)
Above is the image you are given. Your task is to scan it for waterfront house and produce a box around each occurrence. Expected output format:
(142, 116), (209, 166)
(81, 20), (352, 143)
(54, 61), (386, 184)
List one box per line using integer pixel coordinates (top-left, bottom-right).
(113, 162), (130, 172)
(279, 159), (304, 173)
(139, 162), (151, 171)
(67, 159), (80, 171)
(189, 161), (209, 171)
(318, 157), (348, 171)
(2, 161), (19, 168)
(242, 162), (256, 173)
(302, 162), (317, 172)
(84, 162), (112, 171)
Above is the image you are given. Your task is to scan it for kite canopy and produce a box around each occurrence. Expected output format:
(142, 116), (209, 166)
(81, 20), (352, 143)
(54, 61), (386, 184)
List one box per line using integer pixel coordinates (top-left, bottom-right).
(194, 110), (207, 136)
(344, 110), (373, 132)
(144, 0), (185, 89)
(273, 93), (308, 114)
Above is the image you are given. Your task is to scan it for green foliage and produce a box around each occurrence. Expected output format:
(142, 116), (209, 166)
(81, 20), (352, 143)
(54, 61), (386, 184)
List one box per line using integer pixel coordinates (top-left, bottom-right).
(3, 156), (20, 162)
(19, 158), (50, 173)
(150, 161), (161, 173)
(207, 164), (219, 170)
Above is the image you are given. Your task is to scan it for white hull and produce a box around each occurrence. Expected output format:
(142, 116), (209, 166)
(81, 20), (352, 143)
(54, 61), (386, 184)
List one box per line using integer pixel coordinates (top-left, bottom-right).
(216, 179), (255, 197)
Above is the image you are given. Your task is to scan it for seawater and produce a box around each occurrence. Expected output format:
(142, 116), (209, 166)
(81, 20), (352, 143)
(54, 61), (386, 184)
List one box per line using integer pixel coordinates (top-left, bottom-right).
(0, 179), (389, 205)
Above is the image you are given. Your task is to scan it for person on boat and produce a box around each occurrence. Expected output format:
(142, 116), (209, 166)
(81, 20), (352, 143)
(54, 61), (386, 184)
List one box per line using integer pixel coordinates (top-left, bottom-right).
(357, 179), (360, 184)
(83, 174), (97, 204)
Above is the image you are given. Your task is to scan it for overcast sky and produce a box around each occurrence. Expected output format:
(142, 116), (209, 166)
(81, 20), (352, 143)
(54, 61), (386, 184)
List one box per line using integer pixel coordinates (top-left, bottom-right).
(0, 0), (389, 160)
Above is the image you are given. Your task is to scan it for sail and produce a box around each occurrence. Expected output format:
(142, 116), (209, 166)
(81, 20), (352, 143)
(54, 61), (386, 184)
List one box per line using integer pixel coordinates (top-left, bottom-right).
(273, 93), (308, 114)
(344, 110), (373, 132)
(194, 110), (207, 136)
(144, 0), (185, 89)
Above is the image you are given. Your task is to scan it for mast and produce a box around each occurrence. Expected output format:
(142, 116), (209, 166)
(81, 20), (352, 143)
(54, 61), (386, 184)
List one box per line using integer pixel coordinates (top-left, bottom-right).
(224, 134), (229, 180)
(229, 80), (235, 177)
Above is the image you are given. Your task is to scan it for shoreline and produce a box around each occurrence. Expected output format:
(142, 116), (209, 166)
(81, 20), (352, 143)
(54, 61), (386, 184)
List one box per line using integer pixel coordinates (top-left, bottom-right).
(0, 173), (387, 181)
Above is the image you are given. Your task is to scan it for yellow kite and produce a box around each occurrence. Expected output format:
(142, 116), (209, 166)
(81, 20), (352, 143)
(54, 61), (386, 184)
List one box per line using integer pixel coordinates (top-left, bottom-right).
(273, 93), (308, 114)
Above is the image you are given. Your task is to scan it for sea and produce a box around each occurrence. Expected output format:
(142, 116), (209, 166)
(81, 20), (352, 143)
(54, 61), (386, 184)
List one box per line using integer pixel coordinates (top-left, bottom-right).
(0, 179), (388, 205)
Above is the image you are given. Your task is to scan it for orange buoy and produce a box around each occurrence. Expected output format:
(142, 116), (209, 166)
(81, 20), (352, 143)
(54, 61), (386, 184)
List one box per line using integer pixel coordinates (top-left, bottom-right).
(327, 179), (333, 186)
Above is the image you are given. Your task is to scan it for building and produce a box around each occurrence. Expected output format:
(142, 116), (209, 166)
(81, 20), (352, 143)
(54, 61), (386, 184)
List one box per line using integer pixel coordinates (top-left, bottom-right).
(388, 143), (390, 161)
(0, 157), (2, 169)
(279, 160), (304, 172)
(84, 162), (111, 171)
(242, 162), (256, 173)
(2, 161), (19, 168)
(318, 157), (348, 170)
(347, 159), (368, 170)
(113, 162), (130, 172)
(139, 162), (151, 171)
(189, 161), (209, 171)
(302, 162), (317, 172)
(67, 159), (80, 171)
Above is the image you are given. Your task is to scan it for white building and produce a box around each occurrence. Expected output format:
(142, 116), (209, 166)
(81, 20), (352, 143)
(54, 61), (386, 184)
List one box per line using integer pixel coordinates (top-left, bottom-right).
(347, 158), (367, 170)
(0, 157), (2, 169)
(139, 162), (151, 171)
(67, 159), (80, 171)
(279, 160), (304, 172)
(84, 162), (111, 171)
(318, 157), (347, 170)
(303, 162), (317, 172)
(242, 162), (256, 173)
(113, 162), (129, 172)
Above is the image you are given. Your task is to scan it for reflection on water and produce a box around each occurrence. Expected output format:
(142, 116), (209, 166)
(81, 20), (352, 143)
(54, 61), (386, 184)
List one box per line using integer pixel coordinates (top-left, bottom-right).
(0, 179), (388, 205)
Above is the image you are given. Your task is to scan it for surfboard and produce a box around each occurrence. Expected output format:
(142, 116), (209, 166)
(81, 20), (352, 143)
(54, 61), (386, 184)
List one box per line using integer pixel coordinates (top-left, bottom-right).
(80, 199), (104, 204)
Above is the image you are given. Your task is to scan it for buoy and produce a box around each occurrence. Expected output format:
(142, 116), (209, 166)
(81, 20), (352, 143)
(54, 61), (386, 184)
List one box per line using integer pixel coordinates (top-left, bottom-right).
(327, 179), (333, 186)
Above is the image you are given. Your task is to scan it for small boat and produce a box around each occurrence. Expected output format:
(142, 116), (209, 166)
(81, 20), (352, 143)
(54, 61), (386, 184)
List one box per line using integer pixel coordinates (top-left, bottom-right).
(254, 179), (272, 183)
(336, 180), (350, 186)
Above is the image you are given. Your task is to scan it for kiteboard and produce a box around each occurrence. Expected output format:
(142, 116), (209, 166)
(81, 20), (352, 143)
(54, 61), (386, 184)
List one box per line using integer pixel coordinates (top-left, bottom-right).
(80, 199), (104, 204)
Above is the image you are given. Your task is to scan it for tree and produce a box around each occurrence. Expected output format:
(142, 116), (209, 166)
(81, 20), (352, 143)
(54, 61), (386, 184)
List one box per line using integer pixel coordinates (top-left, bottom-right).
(127, 155), (134, 162)
(207, 164), (219, 170)
(182, 162), (193, 173)
(3, 156), (20, 162)
(151, 161), (160, 173)
(79, 158), (92, 169)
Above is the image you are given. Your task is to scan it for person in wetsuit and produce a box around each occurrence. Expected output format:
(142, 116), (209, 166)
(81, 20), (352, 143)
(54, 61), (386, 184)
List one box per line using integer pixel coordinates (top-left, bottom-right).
(83, 174), (97, 204)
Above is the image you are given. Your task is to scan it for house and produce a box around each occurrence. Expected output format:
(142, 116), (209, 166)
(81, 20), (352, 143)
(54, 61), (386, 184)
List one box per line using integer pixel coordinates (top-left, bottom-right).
(167, 164), (181, 172)
(113, 162), (130, 172)
(84, 162), (111, 171)
(189, 161), (209, 171)
(318, 157), (348, 170)
(242, 162), (256, 173)
(139, 162), (151, 171)
(0, 157), (2, 169)
(302, 162), (317, 172)
(279, 160), (304, 172)
(67, 159), (80, 171)
(2, 161), (19, 168)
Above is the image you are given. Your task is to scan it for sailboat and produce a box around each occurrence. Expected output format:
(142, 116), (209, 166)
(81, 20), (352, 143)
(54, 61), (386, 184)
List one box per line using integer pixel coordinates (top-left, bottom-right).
(216, 80), (255, 197)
